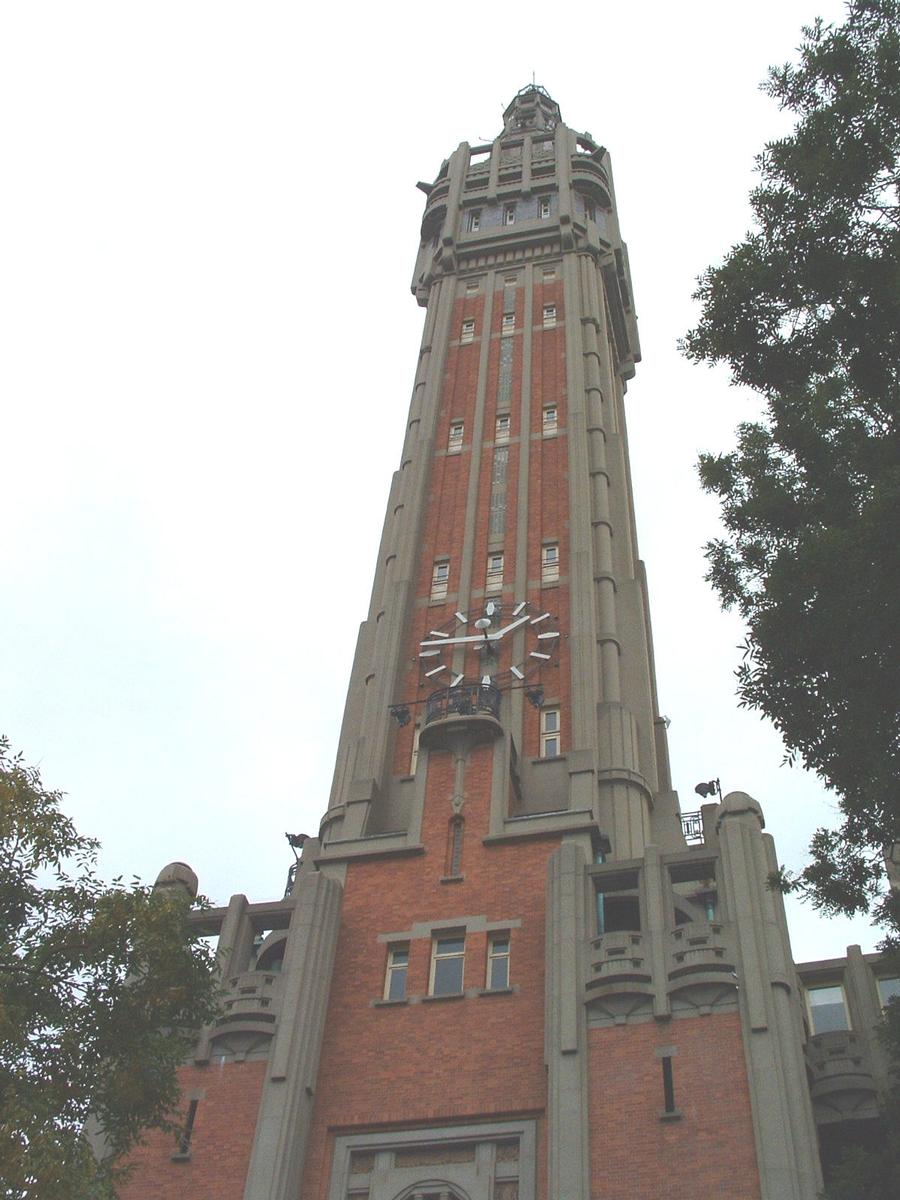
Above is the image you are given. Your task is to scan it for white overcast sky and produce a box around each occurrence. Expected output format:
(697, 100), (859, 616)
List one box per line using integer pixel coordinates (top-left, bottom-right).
(1, 1), (874, 961)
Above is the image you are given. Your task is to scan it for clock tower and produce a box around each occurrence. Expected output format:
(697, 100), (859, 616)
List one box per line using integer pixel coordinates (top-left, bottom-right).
(119, 88), (846, 1200)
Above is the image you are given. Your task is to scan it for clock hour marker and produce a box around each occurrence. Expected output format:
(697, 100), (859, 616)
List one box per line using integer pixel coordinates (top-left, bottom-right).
(530, 612), (551, 625)
(455, 611), (468, 624)
(510, 666), (524, 679)
(512, 601), (527, 615)
(419, 650), (441, 658)
(451, 673), (464, 686)
(529, 651), (551, 660)
(537, 631), (560, 640)
(428, 630), (449, 638)
(481, 674), (492, 686)
(425, 664), (448, 677)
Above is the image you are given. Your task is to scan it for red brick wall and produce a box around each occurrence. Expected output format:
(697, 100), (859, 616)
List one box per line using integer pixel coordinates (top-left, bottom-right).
(118, 1059), (267, 1200)
(587, 1015), (761, 1200)
(301, 737), (561, 1200)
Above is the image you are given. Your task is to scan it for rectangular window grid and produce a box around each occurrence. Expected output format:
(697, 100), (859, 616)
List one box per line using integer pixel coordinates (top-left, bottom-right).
(461, 320), (475, 344)
(495, 413), (511, 443)
(431, 560), (450, 602)
(541, 543), (560, 584)
(384, 945), (409, 1001)
(448, 421), (464, 453)
(538, 196), (551, 219)
(540, 707), (561, 758)
(501, 313), (515, 335)
(487, 935), (511, 990)
(498, 338), (513, 407)
(489, 446), (509, 537)
(468, 210), (481, 232)
(542, 405), (558, 436)
(542, 304), (557, 328)
(503, 203), (516, 225)
(878, 977), (900, 1008)
(430, 935), (465, 995)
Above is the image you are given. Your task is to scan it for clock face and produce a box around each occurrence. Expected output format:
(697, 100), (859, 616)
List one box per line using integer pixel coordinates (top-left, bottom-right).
(417, 599), (561, 689)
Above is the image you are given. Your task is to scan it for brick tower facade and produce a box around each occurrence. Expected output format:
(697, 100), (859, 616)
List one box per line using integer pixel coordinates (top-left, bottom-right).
(118, 88), (897, 1200)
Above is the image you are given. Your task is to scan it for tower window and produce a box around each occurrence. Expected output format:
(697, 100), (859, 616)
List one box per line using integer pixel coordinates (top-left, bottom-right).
(496, 413), (511, 443)
(448, 421), (464, 453)
(540, 707), (561, 758)
(878, 977), (900, 1009)
(503, 203), (516, 225)
(468, 210), (481, 232)
(501, 313), (515, 335)
(461, 320), (475, 344)
(384, 944), (409, 1001)
(431, 560), (450, 601)
(584, 198), (596, 222)
(446, 816), (464, 878)
(487, 934), (511, 990)
(543, 304), (557, 328)
(542, 266), (556, 281)
(542, 405), (558, 436)
(486, 553), (504, 594)
(541, 543), (560, 584)
(539, 196), (551, 219)
(807, 985), (850, 1034)
(430, 935), (465, 995)
(409, 724), (421, 776)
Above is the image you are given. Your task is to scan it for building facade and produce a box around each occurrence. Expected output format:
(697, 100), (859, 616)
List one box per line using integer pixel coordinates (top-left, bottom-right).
(120, 88), (897, 1200)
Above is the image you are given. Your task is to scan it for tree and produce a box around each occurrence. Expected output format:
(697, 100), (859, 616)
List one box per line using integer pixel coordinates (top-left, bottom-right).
(0, 737), (219, 1199)
(681, 0), (900, 928)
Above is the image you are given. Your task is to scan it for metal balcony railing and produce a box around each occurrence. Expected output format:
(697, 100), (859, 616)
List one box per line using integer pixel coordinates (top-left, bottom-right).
(425, 682), (501, 726)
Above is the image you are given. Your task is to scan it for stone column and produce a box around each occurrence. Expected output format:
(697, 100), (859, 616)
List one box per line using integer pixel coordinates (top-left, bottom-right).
(545, 841), (590, 1200)
(242, 870), (343, 1200)
(716, 793), (822, 1200)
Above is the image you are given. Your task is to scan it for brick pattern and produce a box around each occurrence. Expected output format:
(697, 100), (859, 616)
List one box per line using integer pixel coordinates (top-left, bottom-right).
(117, 1059), (267, 1200)
(301, 736), (561, 1199)
(587, 1015), (761, 1200)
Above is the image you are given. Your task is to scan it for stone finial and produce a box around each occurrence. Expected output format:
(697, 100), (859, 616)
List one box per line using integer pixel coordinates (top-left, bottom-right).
(153, 861), (199, 900)
(715, 791), (765, 830)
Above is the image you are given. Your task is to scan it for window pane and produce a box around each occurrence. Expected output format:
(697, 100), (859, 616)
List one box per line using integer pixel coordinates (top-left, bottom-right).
(390, 948), (408, 966)
(433, 955), (464, 995)
(490, 955), (509, 989)
(808, 986), (849, 1033)
(436, 936), (465, 955)
(878, 977), (900, 1006)
(543, 711), (559, 732)
(387, 966), (407, 1001)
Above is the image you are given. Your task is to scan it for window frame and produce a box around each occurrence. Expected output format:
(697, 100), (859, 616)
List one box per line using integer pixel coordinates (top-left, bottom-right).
(431, 559), (450, 602)
(538, 196), (551, 219)
(485, 552), (504, 594)
(486, 933), (511, 990)
(429, 934), (466, 996)
(468, 210), (481, 232)
(460, 319), (475, 344)
(503, 203), (516, 226)
(542, 404), (558, 435)
(448, 421), (464, 453)
(542, 304), (557, 328)
(540, 706), (561, 758)
(541, 542), (560, 584)
(501, 312), (515, 335)
(806, 983), (851, 1035)
(384, 943), (410, 1001)
(495, 413), (511, 443)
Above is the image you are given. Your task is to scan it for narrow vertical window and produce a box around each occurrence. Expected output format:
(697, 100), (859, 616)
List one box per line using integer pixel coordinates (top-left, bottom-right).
(489, 447), (509, 537)
(661, 1056), (676, 1114)
(468, 210), (481, 232)
(461, 319), (475, 344)
(501, 312), (515, 335)
(503, 203), (516, 225)
(430, 935), (465, 995)
(542, 405), (558, 435)
(446, 816), (464, 878)
(409, 724), (421, 775)
(538, 196), (551, 219)
(585, 198), (596, 222)
(431, 560), (450, 601)
(495, 413), (511, 443)
(540, 707), (561, 758)
(542, 304), (557, 329)
(448, 421), (464, 453)
(174, 1098), (199, 1158)
(486, 553), (504, 594)
(487, 935), (511, 989)
(384, 945), (409, 1001)
(541, 543), (560, 584)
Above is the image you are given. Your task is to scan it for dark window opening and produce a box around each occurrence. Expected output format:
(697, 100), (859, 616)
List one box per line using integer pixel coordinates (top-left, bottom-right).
(598, 895), (641, 934)
(175, 1098), (198, 1158)
(661, 1057), (676, 1114)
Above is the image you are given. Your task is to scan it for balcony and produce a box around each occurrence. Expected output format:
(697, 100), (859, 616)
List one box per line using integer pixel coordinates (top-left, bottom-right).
(807, 1030), (880, 1124)
(419, 681), (503, 749)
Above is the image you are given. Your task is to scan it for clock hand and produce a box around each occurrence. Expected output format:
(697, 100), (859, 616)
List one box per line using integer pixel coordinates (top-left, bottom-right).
(492, 613), (531, 638)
